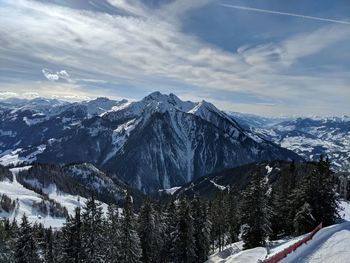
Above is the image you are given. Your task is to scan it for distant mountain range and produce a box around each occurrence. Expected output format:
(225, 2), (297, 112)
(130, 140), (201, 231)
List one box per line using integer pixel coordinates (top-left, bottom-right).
(0, 92), (301, 193)
(229, 112), (350, 173)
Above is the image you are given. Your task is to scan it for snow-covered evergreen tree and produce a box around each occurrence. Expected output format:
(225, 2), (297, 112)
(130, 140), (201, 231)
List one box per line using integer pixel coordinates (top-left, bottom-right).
(44, 227), (54, 263)
(138, 199), (160, 263)
(173, 199), (196, 263)
(81, 196), (105, 263)
(0, 219), (14, 263)
(225, 189), (240, 244)
(240, 170), (271, 249)
(209, 192), (227, 251)
(287, 156), (339, 235)
(159, 201), (176, 262)
(104, 204), (121, 263)
(191, 197), (211, 262)
(293, 202), (315, 234)
(61, 207), (82, 263)
(119, 192), (142, 263)
(14, 214), (41, 263)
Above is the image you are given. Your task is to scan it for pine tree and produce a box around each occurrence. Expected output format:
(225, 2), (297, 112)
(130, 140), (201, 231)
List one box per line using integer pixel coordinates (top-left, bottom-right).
(104, 204), (121, 263)
(52, 231), (64, 263)
(269, 161), (298, 238)
(61, 207), (82, 263)
(159, 201), (176, 263)
(14, 214), (41, 263)
(314, 157), (340, 226)
(138, 199), (160, 263)
(119, 192), (142, 263)
(191, 197), (211, 262)
(240, 170), (270, 249)
(225, 188), (240, 244)
(287, 156), (339, 235)
(44, 227), (54, 263)
(209, 192), (227, 252)
(173, 199), (196, 263)
(293, 202), (315, 234)
(81, 195), (105, 263)
(0, 219), (14, 263)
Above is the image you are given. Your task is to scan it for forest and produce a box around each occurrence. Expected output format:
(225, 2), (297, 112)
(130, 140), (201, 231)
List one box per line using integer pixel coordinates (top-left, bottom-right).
(0, 158), (340, 263)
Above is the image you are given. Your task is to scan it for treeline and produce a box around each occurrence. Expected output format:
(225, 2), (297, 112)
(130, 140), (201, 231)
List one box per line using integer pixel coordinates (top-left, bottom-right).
(240, 157), (340, 249)
(0, 193), (211, 263)
(0, 194), (17, 213)
(0, 164), (12, 181)
(17, 163), (144, 207)
(0, 158), (340, 262)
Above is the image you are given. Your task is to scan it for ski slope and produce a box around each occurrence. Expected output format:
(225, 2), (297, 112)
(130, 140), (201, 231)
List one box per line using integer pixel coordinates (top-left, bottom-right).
(0, 167), (108, 228)
(281, 222), (350, 263)
(208, 201), (350, 263)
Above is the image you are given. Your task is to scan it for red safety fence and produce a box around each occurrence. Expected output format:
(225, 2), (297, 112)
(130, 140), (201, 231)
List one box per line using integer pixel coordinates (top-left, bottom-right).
(263, 222), (323, 263)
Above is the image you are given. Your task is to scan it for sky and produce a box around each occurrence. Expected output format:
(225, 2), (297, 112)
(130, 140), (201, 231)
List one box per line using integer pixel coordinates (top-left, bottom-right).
(0, 0), (350, 117)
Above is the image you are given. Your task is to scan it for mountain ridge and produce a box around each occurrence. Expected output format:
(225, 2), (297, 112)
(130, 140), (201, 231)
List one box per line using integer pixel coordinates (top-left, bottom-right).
(1, 92), (302, 193)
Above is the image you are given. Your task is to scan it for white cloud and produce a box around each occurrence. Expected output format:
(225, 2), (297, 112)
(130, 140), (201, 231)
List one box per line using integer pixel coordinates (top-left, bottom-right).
(0, 0), (349, 116)
(238, 25), (350, 69)
(42, 68), (72, 82)
(0, 92), (19, 99)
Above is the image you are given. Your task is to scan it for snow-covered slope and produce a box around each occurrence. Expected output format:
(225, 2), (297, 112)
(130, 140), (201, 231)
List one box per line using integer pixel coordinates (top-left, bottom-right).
(0, 166), (108, 228)
(0, 92), (301, 193)
(207, 200), (350, 263)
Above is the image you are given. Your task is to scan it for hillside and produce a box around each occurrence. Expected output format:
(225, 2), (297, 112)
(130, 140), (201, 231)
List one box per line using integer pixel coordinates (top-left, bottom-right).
(0, 163), (143, 227)
(169, 160), (318, 199)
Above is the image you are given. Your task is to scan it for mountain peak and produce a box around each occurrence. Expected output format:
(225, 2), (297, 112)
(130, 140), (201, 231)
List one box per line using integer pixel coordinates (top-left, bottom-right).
(189, 100), (220, 116)
(141, 92), (195, 113)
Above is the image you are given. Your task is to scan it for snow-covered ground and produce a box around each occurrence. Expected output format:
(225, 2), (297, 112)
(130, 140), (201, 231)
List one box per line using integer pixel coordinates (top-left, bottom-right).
(207, 200), (350, 263)
(0, 167), (108, 228)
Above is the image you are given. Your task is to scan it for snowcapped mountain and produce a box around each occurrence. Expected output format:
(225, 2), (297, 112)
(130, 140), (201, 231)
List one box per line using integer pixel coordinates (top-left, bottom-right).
(231, 113), (350, 173)
(0, 92), (301, 193)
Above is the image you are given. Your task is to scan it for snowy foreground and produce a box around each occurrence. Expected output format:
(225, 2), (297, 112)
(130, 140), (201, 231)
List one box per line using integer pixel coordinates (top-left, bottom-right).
(207, 201), (350, 263)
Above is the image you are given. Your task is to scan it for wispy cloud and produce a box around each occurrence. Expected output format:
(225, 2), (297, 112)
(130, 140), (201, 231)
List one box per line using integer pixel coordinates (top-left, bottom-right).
(220, 4), (350, 25)
(0, 0), (349, 116)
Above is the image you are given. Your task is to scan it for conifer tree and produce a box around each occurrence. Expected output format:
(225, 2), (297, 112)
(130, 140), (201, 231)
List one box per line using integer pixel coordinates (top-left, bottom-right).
(104, 204), (121, 263)
(44, 227), (54, 263)
(269, 164), (296, 239)
(293, 202), (315, 234)
(173, 199), (196, 263)
(225, 189), (240, 244)
(52, 231), (64, 263)
(0, 219), (14, 263)
(209, 192), (227, 251)
(240, 170), (270, 249)
(119, 192), (142, 263)
(287, 156), (339, 235)
(159, 201), (176, 262)
(14, 214), (41, 263)
(61, 207), (82, 263)
(138, 199), (160, 263)
(191, 197), (211, 262)
(81, 195), (105, 263)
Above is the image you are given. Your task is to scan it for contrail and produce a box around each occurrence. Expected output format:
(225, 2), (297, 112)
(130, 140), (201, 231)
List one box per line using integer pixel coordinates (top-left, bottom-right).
(220, 3), (350, 25)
